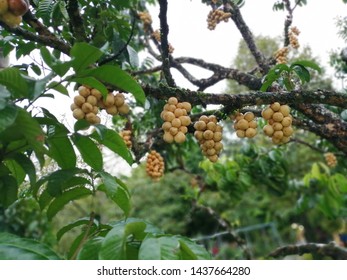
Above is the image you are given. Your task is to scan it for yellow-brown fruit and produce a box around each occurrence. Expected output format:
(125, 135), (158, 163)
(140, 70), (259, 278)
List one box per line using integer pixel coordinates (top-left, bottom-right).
(245, 127), (257, 138)
(249, 120), (257, 129)
(273, 130), (284, 140)
(171, 118), (181, 128)
(104, 93), (115, 107)
(163, 132), (174, 143)
(208, 155), (219, 163)
(85, 112), (97, 123)
(169, 127), (178, 136)
(162, 111), (175, 122)
(86, 95), (97, 106)
(118, 104), (130, 115)
(279, 105), (290, 117)
(194, 121), (206, 131)
(120, 130), (132, 148)
(90, 88), (102, 100)
(168, 97), (178, 105)
(74, 95), (85, 107)
(114, 93), (125, 107)
(244, 112), (255, 122)
(213, 131), (222, 142)
(174, 108), (184, 118)
(272, 122), (283, 131)
(8, 0), (28, 16)
(70, 103), (78, 111)
(324, 152), (337, 168)
(272, 112), (284, 122)
(199, 115), (209, 123)
(78, 85), (90, 97)
(92, 116), (101, 125)
(263, 124), (274, 136)
(194, 131), (203, 141)
(236, 129), (245, 138)
(0, 0), (8, 15)
(283, 126), (293, 137)
(203, 130), (214, 140)
(262, 107), (274, 120)
(179, 116), (191, 126)
(214, 142), (223, 152)
(162, 121), (172, 131)
(236, 119), (249, 130)
(81, 102), (93, 113)
(146, 150), (165, 179)
(92, 106), (99, 115)
(174, 132), (186, 143)
(270, 102), (281, 112)
(72, 108), (85, 120)
(181, 102), (192, 112)
(281, 116), (292, 127)
(179, 126), (188, 134)
(106, 105), (118, 115)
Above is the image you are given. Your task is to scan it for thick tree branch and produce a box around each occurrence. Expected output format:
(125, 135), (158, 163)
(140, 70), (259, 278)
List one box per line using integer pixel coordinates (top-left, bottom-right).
(158, 0), (176, 87)
(65, 0), (88, 43)
(227, 1), (269, 73)
(269, 242), (347, 260)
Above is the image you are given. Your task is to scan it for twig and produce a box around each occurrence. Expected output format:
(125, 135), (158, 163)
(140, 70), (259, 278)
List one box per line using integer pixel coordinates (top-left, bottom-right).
(269, 242), (347, 259)
(65, 0), (88, 43)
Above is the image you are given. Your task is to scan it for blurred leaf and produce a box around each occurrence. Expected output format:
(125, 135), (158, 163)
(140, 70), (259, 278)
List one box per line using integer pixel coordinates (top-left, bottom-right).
(0, 232), (61, 260)
(10, 153), (36, 187)
(138, 235), (180, 260)
(99, 222), (127, 260)
(0, 175), (18, 207)
(47, 81), (69, 95)
(291, 60), (321, 73)
(0, 105), (18, 134)
(57, 217), (98, 241)
(77, 237), (103, 260)
(70, 43), (103, 73)
(178, 237), (211, 260)
(0, 68), (28, 98)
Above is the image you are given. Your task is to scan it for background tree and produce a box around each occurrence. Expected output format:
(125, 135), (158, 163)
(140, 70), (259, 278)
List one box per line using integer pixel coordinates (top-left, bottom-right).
(0, 0), (347, 260)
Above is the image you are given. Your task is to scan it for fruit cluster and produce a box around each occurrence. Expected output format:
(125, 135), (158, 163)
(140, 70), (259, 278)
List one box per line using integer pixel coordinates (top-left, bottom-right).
(274, 47), (289, 64)
(289, 26), (300, 49)
(207, 9), (231, 30)
(194, 115), (223, 162)
(120, 130), (132, 148)
(0, 0), (29, 27)
(71, 85), (130, 125)
(161, 97), (192, 144)
(234, 112), (257, 139)
(262, 102), (294, 144)
(138, 11), (152, 25)
(152, 29), (174, 54)
(146, 150), (165, 179)
(324, 152), (337, 168)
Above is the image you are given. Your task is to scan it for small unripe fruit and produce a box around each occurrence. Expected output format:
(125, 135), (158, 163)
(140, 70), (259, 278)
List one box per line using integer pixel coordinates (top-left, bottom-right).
(78, 86), (90, 97)
(245, 127), (257, 138)
(174, 131), (186, 143)
(74, 95), (85, 107)
(270, 102), (281, 111)
(106, 105), (118, 115)
(114, 93), (125, 107)
(118, 104), (130, 115)
(272, 112), (284, 122)
(86, 95), (97, 106)
(171, 118), (181, 128)
(168, 97), (178, 105)
(163, 132), (174, 143)
(73, 108), (85, 120)
(262, 107), (274, 120)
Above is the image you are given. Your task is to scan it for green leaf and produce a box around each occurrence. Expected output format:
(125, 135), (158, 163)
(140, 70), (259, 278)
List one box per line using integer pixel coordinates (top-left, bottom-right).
(74, 119), (90, 131)
(47, 81), (69, 95)
(77, 237), (103, 260)
(46, 187), (93, 220)
(0, 105), (18, 133)
(40, 47), (71, 76)
(57, 217), (97, 241)
(138, 235), (180, 260)
(0, 68), (28, 98)
(72, 133), (103, 171)
(179, 237), (211, 260)
(71, 77), (108, 98)
(10, 153), (36, 187)
(91, 126), (133, 165)
(291, 60), (321, 73)
(0, 232), (61, 260)
(82, 65), (146, 105)
(98, 172), (131, 215)
(47, 127), (77, 169)
(70, 43), (103, 73)
(126, 45), (140, 68)
(99, 223), (127, 260)
(0, 175), (18, 208)
(4, 159), (25, 185)
(291, 65), (311, 83)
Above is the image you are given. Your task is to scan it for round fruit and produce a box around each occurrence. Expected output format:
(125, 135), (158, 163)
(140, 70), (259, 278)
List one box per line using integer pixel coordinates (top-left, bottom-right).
(81, 102), (93, 113)
(87, 95), (97, 106)
(174, 108), (184, 118)
(78, 86), (90, 97)
(74, 95), (85, 107)
(168, 97), (178, 105)
(283, 126), (293, 137)
(162, 121), (172, 131)
(208, 155), (218, 163)
(206, 121), (216, 131)
(104, 93), (115, 106)
(179, 126), (188, 134)
(114, 93), (125, 107)
(270, 102), (281, 112)
(179, 116), (191, 126)
(70, 103), (78, 111)
(279, 105), (290, 117)
(236, 130), (245, 138)
(199, 115), (209, 123)
(281, 116), (292, 127)
(237, 119), (249, 130)
(85, 112), (97, 123)
(213, 131), (222, 142)
(0, 0), (8, 16)
(272, 122), (283, 131)
(273, 130), (284, 140)
(194, 121), (206, 131)
(163, 132), (174, 143)
(203, 130), (214, 140)
(8, 0), (28, 16)
(171, 118), (181, 128)
(106, 105), (118, 115)
(174, 131), (186, 143)
(194, 131), (203, 141)
(181, 102), (191, 112)
(272, 112), (284, 122)
(169, 127), (178, 136)
(91, 88), (102, 100)
(162, 111), (175, 122)
(244, 112), (254, 122)
(245, 127), (257, 138)
(262, 107), (274, 120)
(118, 104), (130, 115)
(72, 108), (85, 120)
(0, 11), (21, 27)
(249, 120), (257, 129)
(263, 124), (274, 136)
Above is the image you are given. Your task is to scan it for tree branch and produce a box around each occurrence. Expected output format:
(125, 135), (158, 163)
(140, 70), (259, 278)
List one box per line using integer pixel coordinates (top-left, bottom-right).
(269, 242), (347, 260)
(158, 0), (176, 87)
(64, 0), (88, 43)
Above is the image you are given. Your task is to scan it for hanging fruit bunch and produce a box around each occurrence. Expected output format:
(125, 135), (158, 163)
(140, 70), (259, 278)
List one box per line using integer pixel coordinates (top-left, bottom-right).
(160, 97), (192, 144)
(324, 152), (337, 168)
(262, 102), (294, 144)
(71, 85), (130, 125)
(0, 0), (29, 27)
(234, 112), (257, 139)
(194, 115), (223, 163)
(120, 130), (132, 148)
(146, 150), (165, 179)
